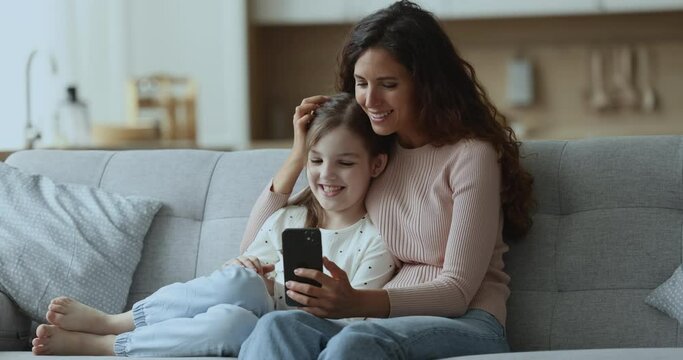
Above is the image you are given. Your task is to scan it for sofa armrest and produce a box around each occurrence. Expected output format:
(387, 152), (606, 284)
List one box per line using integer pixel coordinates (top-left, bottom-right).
(0, 292), (31, 350)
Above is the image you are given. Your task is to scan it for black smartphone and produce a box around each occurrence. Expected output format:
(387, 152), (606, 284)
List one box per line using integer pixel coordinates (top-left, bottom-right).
(282, 228), (323, 307)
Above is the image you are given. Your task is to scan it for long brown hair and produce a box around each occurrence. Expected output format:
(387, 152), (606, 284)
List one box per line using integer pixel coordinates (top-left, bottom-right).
(292, 93), (394, 228)
(337, 1), (534, 239)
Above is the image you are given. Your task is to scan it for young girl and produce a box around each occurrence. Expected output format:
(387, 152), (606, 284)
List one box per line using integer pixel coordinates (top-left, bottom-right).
(31, 93), (397, 357)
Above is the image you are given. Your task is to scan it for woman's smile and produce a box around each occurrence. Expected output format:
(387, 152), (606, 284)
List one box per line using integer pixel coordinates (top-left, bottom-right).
(368, 110), (394, 123)
(354, 47), (425, 147)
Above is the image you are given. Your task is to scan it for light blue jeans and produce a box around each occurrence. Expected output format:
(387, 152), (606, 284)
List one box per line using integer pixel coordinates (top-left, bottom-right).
(239, 309), (509, 359)
(113, 266), (273, 357)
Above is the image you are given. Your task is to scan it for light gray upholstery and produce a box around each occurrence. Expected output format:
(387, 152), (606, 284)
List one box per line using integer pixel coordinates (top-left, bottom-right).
(505, 136), (683, 351)
(0, 293), (30, 351)
(452, 348), (683, 360)
(1, 136), (681, 359)
(4, 149), (301, 311)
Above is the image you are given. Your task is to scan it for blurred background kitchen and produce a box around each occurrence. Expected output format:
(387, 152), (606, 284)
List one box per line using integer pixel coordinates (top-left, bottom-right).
(2, 0), (683, 160)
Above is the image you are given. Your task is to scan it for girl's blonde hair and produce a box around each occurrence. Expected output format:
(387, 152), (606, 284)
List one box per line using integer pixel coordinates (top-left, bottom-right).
(292, 92), (393, 228)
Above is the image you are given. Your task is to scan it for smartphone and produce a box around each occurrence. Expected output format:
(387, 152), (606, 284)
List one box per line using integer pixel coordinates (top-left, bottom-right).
(282, 228), (323, 307)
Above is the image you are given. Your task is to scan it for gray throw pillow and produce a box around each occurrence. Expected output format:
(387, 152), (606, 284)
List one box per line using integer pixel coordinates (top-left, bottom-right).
(0, 162), (161, 322)
(645, 264), (683, 325)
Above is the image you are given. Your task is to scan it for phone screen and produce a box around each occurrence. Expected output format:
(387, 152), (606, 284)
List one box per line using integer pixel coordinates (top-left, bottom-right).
(282, 228), (323, 307)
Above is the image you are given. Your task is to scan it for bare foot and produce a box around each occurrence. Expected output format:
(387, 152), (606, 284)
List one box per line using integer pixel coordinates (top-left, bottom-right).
(46, 296), (133, 335)
(32, 324), (115, 356)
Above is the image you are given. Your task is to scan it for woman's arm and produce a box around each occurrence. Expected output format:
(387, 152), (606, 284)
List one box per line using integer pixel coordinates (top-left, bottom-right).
(273, 95), (328, 194)
(386, 141), (503, 317)
(287, 258), (392, 318)
(240, 95), (329, 252)
(286, 224), (398, 318)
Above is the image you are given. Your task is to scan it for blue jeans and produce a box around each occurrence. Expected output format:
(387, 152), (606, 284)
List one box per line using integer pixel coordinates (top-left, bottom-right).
(239, 309), (509, 359)
(114, 266), (273, 357)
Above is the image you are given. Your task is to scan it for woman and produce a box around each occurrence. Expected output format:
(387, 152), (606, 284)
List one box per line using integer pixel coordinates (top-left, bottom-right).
(238, 1), (534, 358)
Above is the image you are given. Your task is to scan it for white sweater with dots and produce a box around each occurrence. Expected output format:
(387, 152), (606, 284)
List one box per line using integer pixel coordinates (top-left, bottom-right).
(243, 205), (397, 310)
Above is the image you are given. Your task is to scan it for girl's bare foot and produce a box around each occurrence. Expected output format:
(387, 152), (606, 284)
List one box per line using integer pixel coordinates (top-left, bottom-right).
(31, 324), (115, 356)
(46, 296), (133, 335)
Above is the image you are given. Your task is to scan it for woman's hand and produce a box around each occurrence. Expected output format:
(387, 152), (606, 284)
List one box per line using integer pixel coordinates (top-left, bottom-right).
(291, 95), (330, 163)
(286, 257), (381, 319)
(223, 255), (275, 276)
(272, 95), (329, 195)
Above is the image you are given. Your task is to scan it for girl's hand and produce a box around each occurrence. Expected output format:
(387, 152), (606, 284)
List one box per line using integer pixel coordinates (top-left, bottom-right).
(223, 255), (275, 276)
(285, 257), (361, 319)
(291, 95), (330, 162)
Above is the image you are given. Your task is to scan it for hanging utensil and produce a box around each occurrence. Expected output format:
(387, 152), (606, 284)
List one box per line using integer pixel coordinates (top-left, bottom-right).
(589, 49), (611, 111)
(637, 46), (657, 112)
(612, 46), (639, 110)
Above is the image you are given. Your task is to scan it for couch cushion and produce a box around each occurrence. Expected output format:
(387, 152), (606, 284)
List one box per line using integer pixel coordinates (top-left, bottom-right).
(6, 149), (305, 310)
(646, 264), (683, 324)
(0, 292), (30, 351)
(0, 353), (235, 360)
(506, 136), (683, 351)
(0, 160), (161, 322)
(452, 347), (683, 360)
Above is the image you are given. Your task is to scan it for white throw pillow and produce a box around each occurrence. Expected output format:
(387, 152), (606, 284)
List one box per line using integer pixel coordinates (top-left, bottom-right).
(0, 162), (161, 322)
(645, 264), (683, 325)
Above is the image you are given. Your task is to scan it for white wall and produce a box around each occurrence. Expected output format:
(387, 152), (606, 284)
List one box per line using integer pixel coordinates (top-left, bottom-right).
(126, 0), (250, 148)
(68, 0), (127, 126)
(0, 0), (250, 150)
(0, 0), (66, 149)
(220, 0), (250, 149)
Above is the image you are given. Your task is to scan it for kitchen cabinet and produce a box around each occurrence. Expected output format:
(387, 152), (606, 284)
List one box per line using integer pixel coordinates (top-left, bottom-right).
(429, 0), (600, 19)
(251, 0), (346, 25)
(600, 0), (683, 13)
(250, 0), (683, 25)
(344, 0), (398, 21)
(251, 0), (402, 25)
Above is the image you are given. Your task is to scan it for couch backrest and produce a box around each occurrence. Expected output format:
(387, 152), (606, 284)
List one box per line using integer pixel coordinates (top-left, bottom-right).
(506, 135), (683, 350)
(7, 135), (683, 351)
(6, 148), (303, 308)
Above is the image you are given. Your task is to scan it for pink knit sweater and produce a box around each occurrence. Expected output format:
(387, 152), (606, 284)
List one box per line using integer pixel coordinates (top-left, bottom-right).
(240, 139), (510, 326)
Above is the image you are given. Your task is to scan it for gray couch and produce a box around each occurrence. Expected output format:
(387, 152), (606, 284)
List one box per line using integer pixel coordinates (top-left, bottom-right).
(1, 135), (682, 359)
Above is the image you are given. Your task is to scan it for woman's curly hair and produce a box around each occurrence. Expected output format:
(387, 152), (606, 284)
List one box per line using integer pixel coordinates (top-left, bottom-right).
(337, 1), (535, 239)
